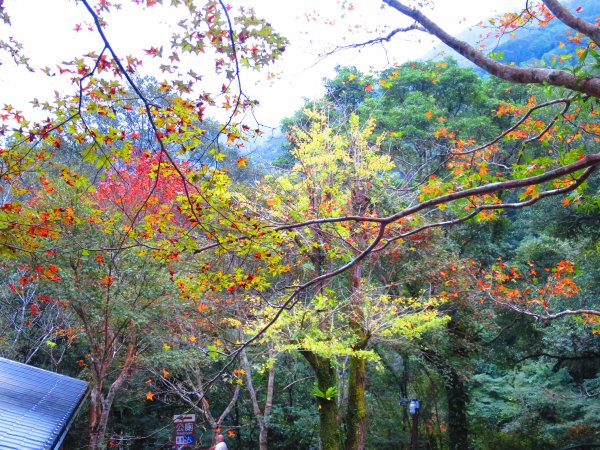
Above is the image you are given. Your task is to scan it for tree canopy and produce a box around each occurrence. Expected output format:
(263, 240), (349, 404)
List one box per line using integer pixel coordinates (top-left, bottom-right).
(0, 1), (599, 449)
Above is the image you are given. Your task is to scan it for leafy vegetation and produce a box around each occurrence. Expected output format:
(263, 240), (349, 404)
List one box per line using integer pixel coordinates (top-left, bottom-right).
(0, 1), (599, 449)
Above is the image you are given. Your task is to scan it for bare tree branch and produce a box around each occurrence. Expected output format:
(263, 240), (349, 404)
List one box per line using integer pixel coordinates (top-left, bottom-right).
(320, 23), (426, 58)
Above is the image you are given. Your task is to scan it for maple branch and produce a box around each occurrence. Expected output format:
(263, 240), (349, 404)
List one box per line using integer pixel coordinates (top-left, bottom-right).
(542, 0), (600, 46)
(523, 99), (572, 144)
(216, 161), (598, 366)
(240, 349), (262, 416)
(271, 153), (600, 232)
(105, 341), (137, 407)
(281, 376), (315, 392)
(450, 96), (574, 156)
(382, 0), (600, 98)
(382, 153), (600, 224)
(194, 154), (600, 258)
(494, 301), (600, 320)
(375, 210), (480, 252)
(376, 164), (596, 251)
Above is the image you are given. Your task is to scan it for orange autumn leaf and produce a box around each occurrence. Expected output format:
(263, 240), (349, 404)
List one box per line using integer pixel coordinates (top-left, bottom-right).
(145, 391), (154, 401)
(425, 110), (433, 119)
(236, 157), (248, 167)
(162, 368), (169, 378)
(99, 276), (113, 285)
(363, 84), (373, 92)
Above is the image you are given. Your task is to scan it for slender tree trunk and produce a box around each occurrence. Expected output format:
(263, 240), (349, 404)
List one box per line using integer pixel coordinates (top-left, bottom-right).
(88, 385), (105, 450)
(422, 320), (470, 450)
(446, 368), (468, 450)
(87, 342), (137, 449)
(301, 350), (340, 450)
(241, 347), (276, 450)
(445, 314), (469, 450)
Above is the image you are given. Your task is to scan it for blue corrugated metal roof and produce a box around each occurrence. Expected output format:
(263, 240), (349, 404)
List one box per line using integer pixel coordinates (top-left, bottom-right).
(0, 357), (87, 450)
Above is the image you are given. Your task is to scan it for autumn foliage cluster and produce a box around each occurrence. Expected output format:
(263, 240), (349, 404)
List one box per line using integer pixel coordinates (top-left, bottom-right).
(0, 1), (599, 449)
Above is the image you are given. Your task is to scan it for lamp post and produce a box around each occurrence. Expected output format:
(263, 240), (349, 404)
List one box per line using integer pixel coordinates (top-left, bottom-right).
(399, 397), (420, 449)
(409, 399), (420, 450)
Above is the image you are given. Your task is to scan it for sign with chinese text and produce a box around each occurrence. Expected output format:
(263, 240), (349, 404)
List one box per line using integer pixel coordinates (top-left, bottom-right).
(172, 414), (196, 449)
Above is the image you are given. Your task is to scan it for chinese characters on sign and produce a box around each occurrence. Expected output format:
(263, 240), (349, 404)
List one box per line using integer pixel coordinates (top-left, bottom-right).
(173, 414), (196, 449)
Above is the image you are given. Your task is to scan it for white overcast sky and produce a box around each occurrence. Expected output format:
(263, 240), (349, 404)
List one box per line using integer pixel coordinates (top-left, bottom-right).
(1, 0), (525, 129)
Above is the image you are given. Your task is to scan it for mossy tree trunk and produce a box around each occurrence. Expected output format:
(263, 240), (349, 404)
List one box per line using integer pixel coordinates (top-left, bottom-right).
(301, 350), (341, 450)
(344, 345), (368, 450)
(344, 263), (369, 450)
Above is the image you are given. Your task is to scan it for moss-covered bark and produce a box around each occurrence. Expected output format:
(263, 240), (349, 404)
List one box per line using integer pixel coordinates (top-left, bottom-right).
(301, 350), (341, 450)
(344, 351), (367, 450)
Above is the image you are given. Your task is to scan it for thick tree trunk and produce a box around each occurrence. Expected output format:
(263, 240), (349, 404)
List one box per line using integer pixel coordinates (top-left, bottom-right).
(344, 351), (367, 450)
(301, 350), (340, 450)
(344, 257), (369, 450)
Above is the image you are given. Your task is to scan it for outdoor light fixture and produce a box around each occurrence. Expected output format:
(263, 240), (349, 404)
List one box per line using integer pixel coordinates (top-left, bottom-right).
(409, 399), (420, 415)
